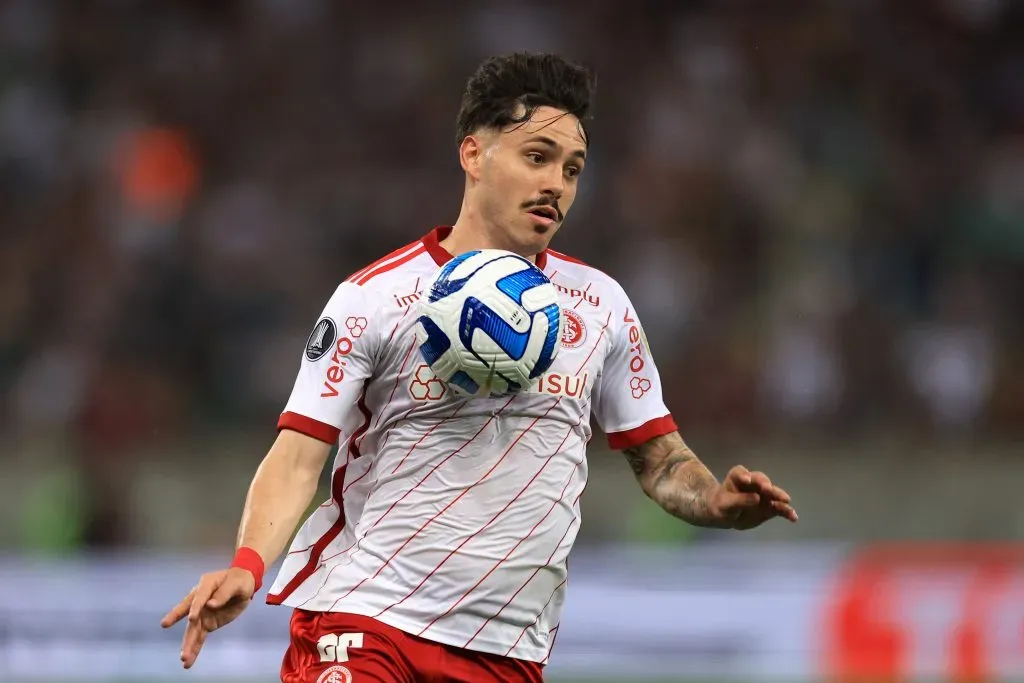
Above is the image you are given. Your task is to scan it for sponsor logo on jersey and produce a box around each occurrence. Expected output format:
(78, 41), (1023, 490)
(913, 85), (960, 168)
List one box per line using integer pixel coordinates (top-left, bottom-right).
(630, 376), (652, 398)
(394, 290), (423, 309)
(561, 309), (587, 349)
(345, 317), (367, 338)
(408, 365), (588, 401)
(554, 283), (600, 307)
(409, 364), (447, 401)
(306, 318), (337, 362)
(528, 371), (590, 399)
(623, 309), (650, 400)
(320, 337), (355, 398)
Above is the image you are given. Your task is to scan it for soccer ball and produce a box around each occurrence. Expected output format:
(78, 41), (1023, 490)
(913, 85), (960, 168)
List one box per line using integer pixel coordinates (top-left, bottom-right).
(415, 249), (562, 397)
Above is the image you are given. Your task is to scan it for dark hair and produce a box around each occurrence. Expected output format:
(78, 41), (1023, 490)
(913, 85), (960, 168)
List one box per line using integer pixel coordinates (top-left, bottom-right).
(456, 52), (595, 147)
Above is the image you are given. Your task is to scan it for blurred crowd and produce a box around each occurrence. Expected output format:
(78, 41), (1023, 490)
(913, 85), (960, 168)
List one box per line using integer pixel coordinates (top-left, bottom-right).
(1, 1), (1022, 547)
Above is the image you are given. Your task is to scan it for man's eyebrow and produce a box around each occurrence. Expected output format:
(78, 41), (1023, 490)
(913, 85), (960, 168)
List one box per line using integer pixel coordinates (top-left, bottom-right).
(524, 135), (587, 161)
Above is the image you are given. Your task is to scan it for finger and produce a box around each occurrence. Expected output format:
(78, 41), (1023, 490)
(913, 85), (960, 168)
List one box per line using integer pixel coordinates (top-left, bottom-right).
(161, 588), (196, 628)
(721, 490), (760, 510)
(206, 573), (247, 609)
(181, 619), (209, 669)
(771, 500), (799, 522)
(724, 465), (752, 490)
(161, 597), (191, 629)
(770, 485), (792, 504)
(748, 471), (774, 495)
(188, 577), (221, 624)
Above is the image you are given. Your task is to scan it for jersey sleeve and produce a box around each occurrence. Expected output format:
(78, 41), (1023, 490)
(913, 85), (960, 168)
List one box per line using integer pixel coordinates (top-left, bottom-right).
(592, 290), (678, 450)
(277, 282), (379, 444)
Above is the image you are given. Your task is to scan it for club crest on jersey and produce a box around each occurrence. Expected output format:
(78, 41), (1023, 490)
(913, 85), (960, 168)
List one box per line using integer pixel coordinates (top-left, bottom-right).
(306, 318), (337, 361)
(561, 309), (587, 349)
(316, 665), (353, 683)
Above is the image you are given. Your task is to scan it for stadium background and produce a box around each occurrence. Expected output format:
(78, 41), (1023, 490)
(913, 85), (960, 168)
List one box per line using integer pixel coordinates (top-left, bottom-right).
(1, 0), (1022, 681)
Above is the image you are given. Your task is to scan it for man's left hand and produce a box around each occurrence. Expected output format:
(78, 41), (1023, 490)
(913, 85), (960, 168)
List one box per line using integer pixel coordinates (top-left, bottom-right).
(709, 465), (798, 530)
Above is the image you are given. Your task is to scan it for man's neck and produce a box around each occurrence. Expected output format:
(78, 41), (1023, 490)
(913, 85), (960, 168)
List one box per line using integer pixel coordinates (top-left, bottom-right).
(442, 211), (537, 264)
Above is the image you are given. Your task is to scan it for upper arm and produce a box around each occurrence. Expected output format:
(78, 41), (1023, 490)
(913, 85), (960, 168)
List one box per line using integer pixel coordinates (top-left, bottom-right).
(592, 288), (678, 450)
(277, 282), (379, 444)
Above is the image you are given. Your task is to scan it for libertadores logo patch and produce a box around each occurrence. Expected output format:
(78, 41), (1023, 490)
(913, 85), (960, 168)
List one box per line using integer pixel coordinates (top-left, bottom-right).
(306, 318), (338, 361)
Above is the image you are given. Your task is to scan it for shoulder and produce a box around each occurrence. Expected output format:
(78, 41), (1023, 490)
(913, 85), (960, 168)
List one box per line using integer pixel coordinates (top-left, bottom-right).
(341, 239), (440, 303)
(345, 240), (435, 287)
(545, 248), (630, 305)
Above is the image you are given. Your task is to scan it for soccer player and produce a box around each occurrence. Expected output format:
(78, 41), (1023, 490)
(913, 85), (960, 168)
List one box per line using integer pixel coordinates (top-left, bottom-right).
(162, 52), (797, 683)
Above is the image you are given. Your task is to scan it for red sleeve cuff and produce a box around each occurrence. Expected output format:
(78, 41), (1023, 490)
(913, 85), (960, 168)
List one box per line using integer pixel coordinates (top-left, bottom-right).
(278, 411), (340, 444)
(607, 415), (678, 450)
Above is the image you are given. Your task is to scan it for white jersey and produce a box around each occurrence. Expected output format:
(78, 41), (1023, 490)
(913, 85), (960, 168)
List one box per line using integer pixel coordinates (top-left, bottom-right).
(267, 227), (677, 663)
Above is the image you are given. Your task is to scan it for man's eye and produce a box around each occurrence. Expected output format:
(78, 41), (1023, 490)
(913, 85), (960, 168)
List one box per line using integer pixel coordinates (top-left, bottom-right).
(527, 152), (544, 164)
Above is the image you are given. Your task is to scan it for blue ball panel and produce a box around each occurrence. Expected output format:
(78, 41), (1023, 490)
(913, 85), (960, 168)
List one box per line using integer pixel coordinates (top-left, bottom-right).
(459, 297), (530, 361)
(529, 302), (562, 379)
(449, 370), (480, 395)
(494, 266), (550, 305)
(417, 315), (451, 366)
(427, 250), (481, 302)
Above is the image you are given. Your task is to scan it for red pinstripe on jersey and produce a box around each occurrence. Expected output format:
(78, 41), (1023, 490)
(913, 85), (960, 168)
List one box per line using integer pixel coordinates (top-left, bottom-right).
(346, 389), (373, 460)
(322, 398), (557, 612)
(268, 380), (375, 605)
(295, 397), (517, 608)
(575, 310), (613, 375)
(389, 401), (468, 475)
(375, 338), (419, 432)
(477, 481), (588, 651)
(543, 623), (561, 662)
(265, 462), (349, 605)
(572, 282), (594, 310)
(372, 417), (577, 620)
(417, 444), (578, 637)
(505, 577), (567, 656)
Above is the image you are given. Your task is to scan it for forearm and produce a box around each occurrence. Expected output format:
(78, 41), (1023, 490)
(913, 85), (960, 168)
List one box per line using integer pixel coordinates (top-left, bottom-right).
(648, 451), (729, 528)
(236, 431), (329, 565)
(624, 435), (728, 528)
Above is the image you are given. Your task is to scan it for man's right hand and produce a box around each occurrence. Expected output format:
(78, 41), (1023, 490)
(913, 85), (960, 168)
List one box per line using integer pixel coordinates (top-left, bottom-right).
(161, 567), (256, 669)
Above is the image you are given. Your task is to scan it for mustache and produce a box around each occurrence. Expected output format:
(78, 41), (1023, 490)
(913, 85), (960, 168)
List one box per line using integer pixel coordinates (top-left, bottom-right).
(522, 197), (564, 222)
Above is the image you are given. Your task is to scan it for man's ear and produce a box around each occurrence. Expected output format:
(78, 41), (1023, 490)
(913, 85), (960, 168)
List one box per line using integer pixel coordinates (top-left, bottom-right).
(459, 134), (486, 180)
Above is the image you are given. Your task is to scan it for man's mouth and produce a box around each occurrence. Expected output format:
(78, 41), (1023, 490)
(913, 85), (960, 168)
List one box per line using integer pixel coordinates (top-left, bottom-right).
(526, 205), (559, 225)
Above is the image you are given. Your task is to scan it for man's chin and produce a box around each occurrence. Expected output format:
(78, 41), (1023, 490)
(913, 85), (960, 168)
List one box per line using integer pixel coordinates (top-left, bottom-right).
(490, 220), (559, 260)
(521, 221), (559, 253)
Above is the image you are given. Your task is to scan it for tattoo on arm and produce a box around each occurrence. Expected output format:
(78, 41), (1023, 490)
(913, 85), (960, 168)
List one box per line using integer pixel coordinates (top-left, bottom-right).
(623, 432), (727, 528)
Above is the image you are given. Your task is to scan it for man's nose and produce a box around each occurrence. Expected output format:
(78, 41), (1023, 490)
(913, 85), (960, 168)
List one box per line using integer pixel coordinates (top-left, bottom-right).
(539, 170), (564, 200)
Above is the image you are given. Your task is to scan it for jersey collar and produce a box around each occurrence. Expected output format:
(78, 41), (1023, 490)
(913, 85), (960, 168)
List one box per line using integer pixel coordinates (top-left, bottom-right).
(422, 226), (549, 271)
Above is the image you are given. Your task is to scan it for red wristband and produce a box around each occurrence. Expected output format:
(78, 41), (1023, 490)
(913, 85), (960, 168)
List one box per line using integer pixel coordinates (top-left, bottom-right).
(230, 547), (265, 595)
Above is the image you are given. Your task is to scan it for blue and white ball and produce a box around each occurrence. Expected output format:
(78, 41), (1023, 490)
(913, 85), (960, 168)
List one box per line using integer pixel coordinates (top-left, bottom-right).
(415, 249), (562, 397)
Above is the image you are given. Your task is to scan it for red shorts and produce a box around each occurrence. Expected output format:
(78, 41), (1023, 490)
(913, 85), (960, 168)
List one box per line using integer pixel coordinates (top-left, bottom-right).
(281, 609), (545, 683)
